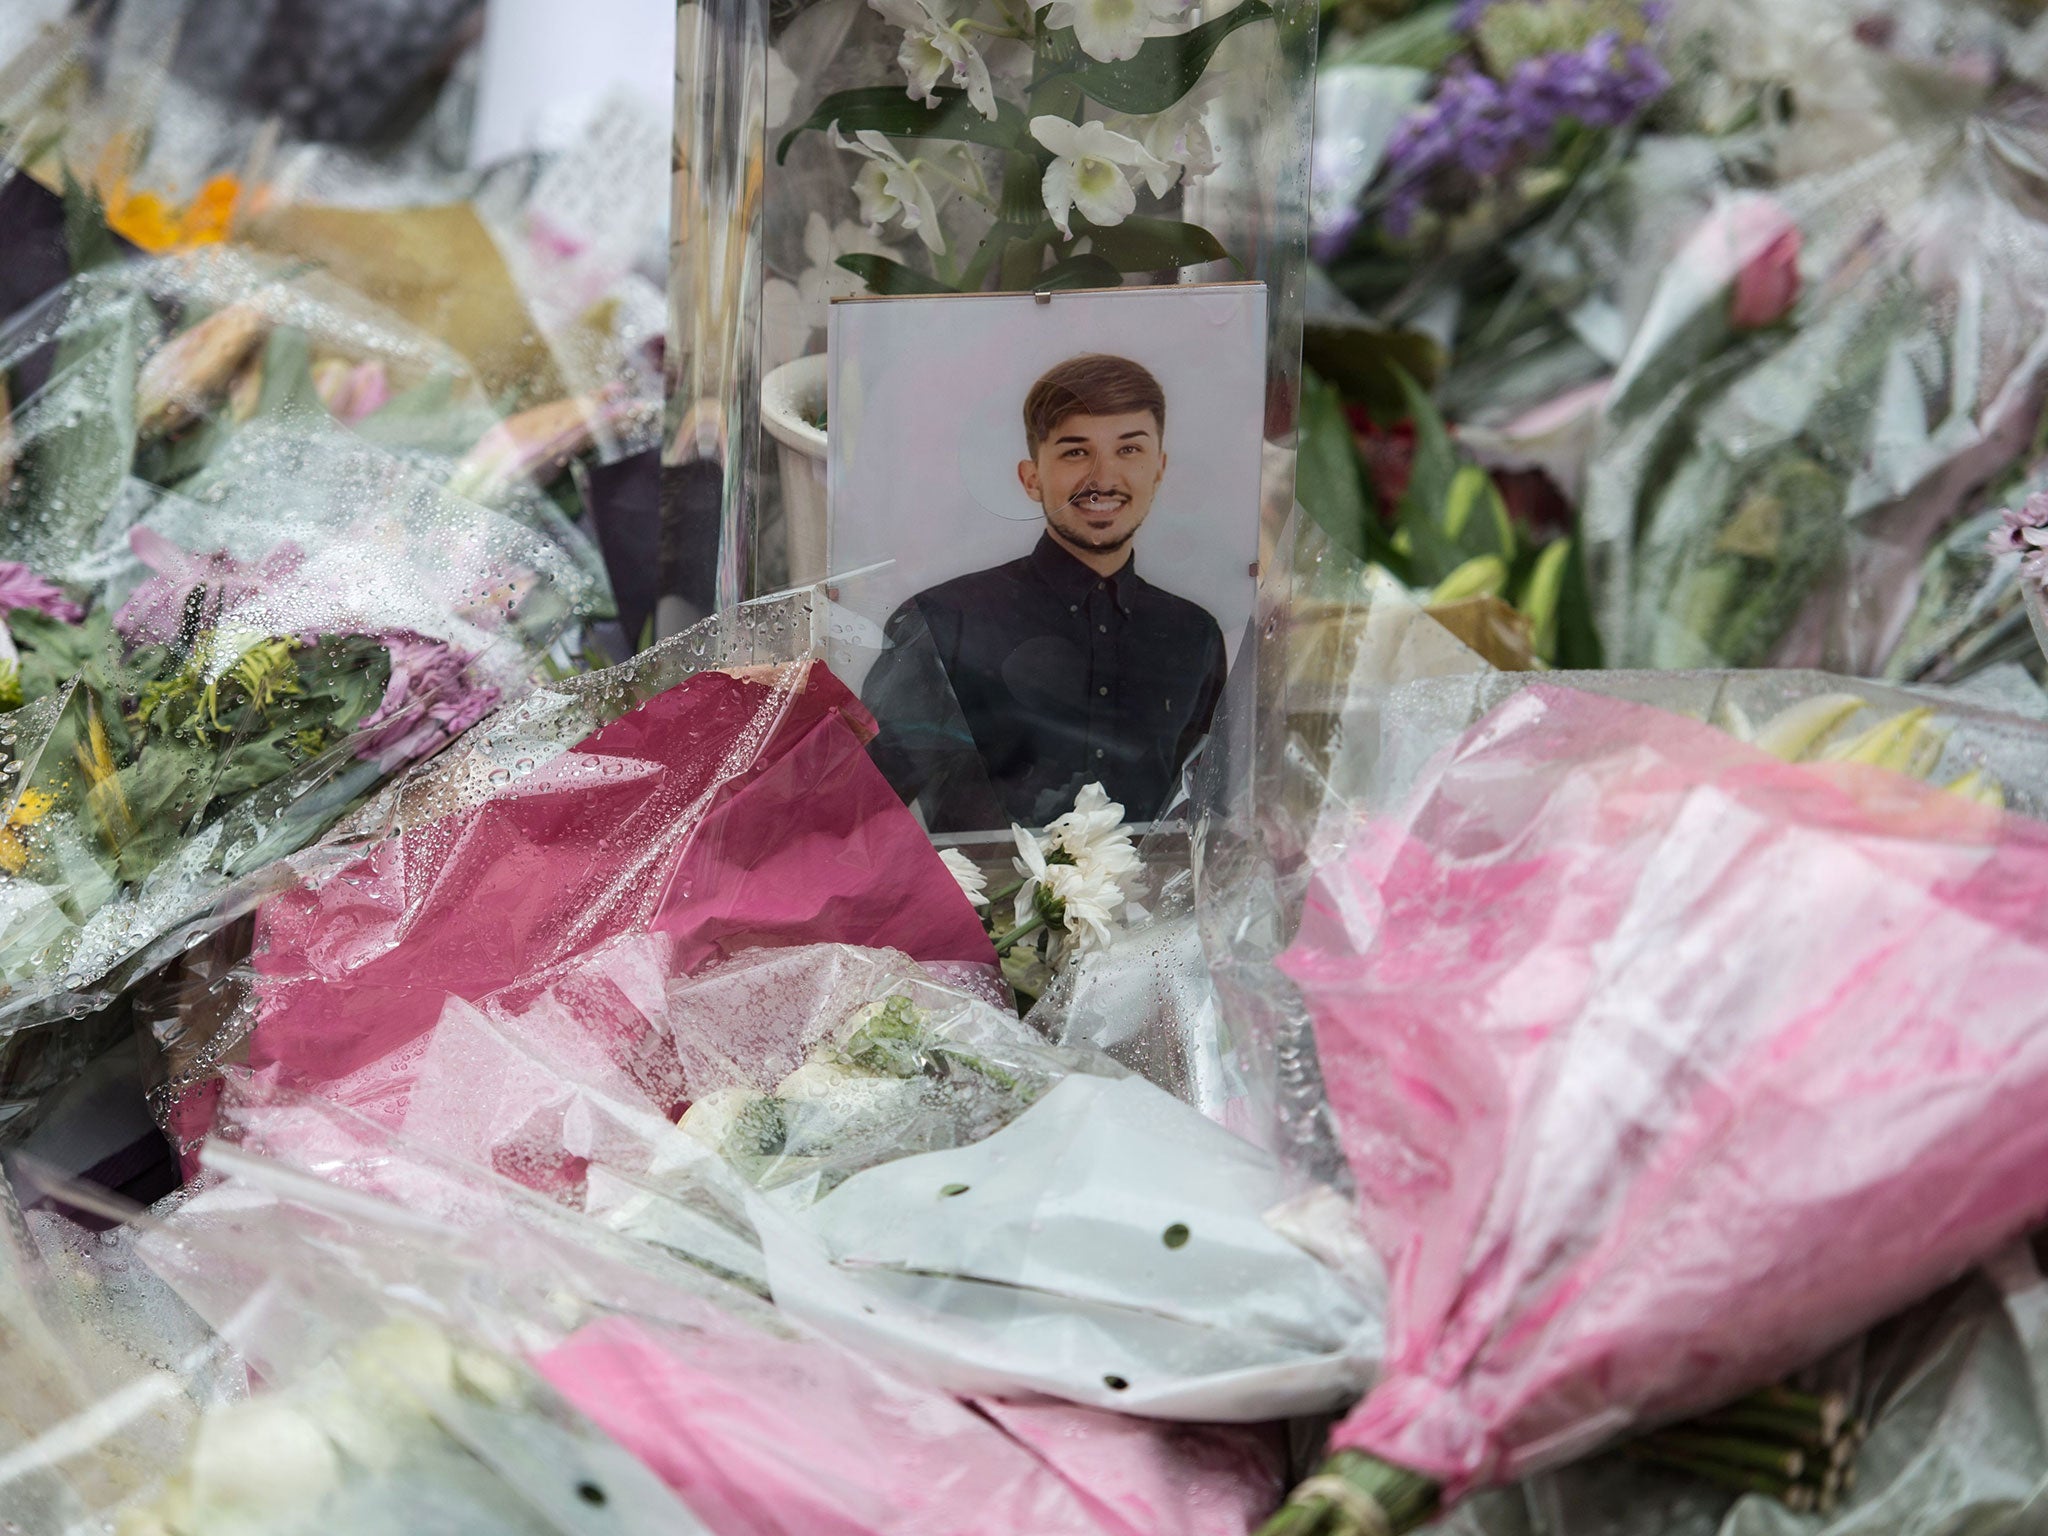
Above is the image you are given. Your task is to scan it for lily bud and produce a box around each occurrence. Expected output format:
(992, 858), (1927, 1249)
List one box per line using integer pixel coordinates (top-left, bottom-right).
(136, 302), (270, 438)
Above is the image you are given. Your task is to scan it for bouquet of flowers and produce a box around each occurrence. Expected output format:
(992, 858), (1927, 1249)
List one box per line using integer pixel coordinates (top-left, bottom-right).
(1258, 674), (2048, 1532)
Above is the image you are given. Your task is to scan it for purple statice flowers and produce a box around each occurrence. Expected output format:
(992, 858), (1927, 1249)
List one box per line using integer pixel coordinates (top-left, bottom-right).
(1380, 30), (1670, 235)
(352, 631), (501, 772)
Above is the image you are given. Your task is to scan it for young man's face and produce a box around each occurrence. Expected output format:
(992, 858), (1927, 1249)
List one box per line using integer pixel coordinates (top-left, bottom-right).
(1018, 410), (1167, 558)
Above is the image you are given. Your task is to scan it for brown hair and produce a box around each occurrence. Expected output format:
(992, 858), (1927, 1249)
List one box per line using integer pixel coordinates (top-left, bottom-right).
(1022, 354), (1166, 455)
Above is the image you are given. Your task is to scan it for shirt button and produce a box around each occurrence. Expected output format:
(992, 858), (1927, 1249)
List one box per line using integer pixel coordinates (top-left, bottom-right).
(1097, 624), (1107, 633)
(1069, 604), (1077, 613)
(1095, 748), (1105, 758)
(1097, 686), (1108, 696)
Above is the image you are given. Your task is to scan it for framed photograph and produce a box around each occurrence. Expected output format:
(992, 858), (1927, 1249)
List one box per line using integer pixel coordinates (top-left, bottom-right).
(827, 282), (1266, 837)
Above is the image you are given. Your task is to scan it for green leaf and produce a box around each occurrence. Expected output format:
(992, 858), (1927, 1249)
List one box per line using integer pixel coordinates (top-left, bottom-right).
(1429, 553), (1508, 604)
(1391, 367), (1467, 583)
(353, 372), (502, 458)
(1552, 532), (1604, 669)
(60, 169), (121, 275)
(1078, 216), (1232, 273)
(1515, 537), (1572, 662)
(835, 254), (958, 295)
(1033, 253), (1122, 291)
(1443, 462), (1515, 563)
(1051, 2), (1276, 115)
(776, 86), (1026, 164)
(1295, 370), (1401, 572)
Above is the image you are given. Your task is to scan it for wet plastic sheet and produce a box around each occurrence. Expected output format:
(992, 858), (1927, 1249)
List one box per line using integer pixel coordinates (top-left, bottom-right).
(1282, 680), (2048, 1497)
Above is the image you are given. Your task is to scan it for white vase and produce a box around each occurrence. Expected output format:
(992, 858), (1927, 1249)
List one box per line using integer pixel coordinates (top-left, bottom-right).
(762, 354), (828, 588)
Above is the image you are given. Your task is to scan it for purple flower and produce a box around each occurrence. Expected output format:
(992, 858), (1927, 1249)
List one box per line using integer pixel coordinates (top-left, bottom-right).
(352, 632), (501, 772)
(1375, 28), (1670, 237)
(0, 562), (83, 623)
(1989, 493), (2048, 557)
(114, 528), (307, 644)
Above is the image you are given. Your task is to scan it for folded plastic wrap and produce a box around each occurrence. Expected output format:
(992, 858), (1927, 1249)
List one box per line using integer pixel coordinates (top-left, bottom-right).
(246, 917), (1381, 1421)
(128, 1072), (1290, 1536)
(1279, 678), (2048, 1501)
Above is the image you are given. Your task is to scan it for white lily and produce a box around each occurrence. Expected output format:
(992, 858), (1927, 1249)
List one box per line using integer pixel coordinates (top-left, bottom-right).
(871, 0), (998, 119)
(834, 126), (951, 252)
(939, 846), (990, 905)
(1043, 0), (1188, 63)
(1030, 116), (1172, 237)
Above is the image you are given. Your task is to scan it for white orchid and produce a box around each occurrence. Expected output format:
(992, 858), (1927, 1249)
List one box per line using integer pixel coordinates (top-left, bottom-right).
(1043, 0), (1189, 63)
(871, 0), (998, 119)
(797, 213), (892, 322)
(834, 126), (952, 252)
(939, 846), (990, 905)
(1109, 83), (1220, 189)
(1030, 117), (1173, 238)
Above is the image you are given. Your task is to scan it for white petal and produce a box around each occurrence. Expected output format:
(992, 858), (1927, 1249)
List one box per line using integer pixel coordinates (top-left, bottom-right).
(958, 37), (998, 119)
(1071, 155), (1137, 228)
(1031, 115), (1087, 158)
(1041, 157), (1080, 238)
(898, 31), (950, 101)
(803, 212), (834, 267)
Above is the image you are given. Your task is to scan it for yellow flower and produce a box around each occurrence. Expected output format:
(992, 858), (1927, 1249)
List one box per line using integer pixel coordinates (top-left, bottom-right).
(104, 174), (241, 254)
(0, 787), (54, 875)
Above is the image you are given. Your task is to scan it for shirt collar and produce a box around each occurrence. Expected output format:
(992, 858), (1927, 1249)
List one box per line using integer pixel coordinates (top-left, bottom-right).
(1028, 533), (1140, 614)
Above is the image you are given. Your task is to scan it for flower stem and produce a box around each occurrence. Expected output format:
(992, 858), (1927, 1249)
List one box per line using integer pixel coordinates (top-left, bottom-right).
(1256, 1453), (1439, 1536)
(992, 913), (1046, 955)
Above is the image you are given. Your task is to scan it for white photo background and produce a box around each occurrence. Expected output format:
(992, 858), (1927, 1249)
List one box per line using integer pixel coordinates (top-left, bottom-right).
(828, 283), (1264, 691)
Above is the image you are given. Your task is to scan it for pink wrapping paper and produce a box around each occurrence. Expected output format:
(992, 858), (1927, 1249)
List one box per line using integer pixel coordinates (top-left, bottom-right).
(1282, 684), (2048, 1497)
(538, 1315), (1281, 1536)
(248, 665), (993, 1111)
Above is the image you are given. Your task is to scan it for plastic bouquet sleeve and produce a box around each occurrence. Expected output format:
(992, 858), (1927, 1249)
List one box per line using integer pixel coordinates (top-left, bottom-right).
(1261, 680), (2048, 1530)
(247, 658), (993, 1099)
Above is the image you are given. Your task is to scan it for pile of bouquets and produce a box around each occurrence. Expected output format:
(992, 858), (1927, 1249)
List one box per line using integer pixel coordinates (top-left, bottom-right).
(0, 216), (647, 1137)
(1304, 0), (2048, 685)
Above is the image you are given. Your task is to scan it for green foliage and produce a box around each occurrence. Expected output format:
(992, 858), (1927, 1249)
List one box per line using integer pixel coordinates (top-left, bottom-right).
(777, 87), (1027, 164)
(1039, 3), (1277, 114)
(833, 253), (959, 295)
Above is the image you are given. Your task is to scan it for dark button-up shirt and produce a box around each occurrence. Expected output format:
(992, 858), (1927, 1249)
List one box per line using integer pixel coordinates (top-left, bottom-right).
(862, 535), (1227, 832)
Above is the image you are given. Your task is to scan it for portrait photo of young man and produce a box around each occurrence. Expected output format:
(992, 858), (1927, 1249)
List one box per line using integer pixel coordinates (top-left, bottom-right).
(827, 282), (1265, 836)
(860, 353), (1227, 832)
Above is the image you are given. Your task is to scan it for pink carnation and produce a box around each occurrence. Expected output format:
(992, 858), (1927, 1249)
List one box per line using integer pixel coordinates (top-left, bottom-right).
(0, 561), (83, 623)
(352, 631), (501, 772)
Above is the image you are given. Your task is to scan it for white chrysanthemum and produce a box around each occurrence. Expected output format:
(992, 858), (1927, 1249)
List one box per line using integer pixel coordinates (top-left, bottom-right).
(939, 846), (990, 905)
(1013, 823), (1126, 951)
(1030, 117), (1172, 238)
(1043, 0), (1188, 63)
(834, 126), (951, 251)
(1046, 782), (1141, 893)
(871, 0), (998, 118)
